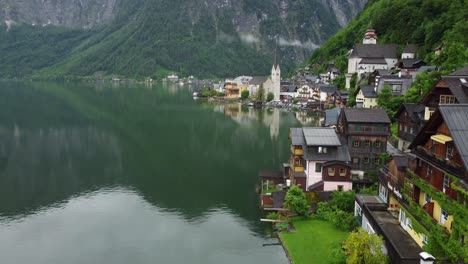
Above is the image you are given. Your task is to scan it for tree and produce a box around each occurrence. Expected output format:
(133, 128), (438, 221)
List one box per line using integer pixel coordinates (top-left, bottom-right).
(267, 92), (274, 102)
(241, 89), (249, 100)
(330, 190), (355, 212)
(256, 84), (265, 101)
(343, 228), (388, 264)
(285, 185), (309, 216)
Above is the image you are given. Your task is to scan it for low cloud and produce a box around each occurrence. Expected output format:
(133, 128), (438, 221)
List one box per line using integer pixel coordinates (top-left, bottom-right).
(239, 33), (261, 44)
(218, 32), (234, 43)
(278, 37), (319, 50)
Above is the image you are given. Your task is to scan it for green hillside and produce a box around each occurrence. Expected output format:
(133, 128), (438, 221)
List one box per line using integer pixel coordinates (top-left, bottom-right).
(307, 0), (468, 74)
(0, 0), (365, 79)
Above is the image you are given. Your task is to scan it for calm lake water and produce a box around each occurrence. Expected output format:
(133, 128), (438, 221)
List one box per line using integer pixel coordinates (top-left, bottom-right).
(0, 81), (322, 264)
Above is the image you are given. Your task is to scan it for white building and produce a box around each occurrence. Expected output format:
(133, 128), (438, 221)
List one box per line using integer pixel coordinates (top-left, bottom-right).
(346, 29), (398, 89)
(264, 49), (281, 101)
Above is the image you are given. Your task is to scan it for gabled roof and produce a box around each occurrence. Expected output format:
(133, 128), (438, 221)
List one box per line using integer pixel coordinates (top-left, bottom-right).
(392, 155), (409, 171)
(359, 58), (388, 65)
(325, 107), (341, 126)
(290, 128), (304, 145)
(402, 44), (418, 54)
(449, 66), (468, 76)
(317, 84), (337, 95)
(439, 104), (468, 169)
(394, 103), (425, 123)
(249, 76), (268, 85)
(356, 85), (377, 98)
(303, 127), (341, 146)
(350, 44), (398, 59)
(443, 77), (468, 103)
(399, 58), (425, 68)
(409, 104), (468, 170)
(343, 108), (391, 123)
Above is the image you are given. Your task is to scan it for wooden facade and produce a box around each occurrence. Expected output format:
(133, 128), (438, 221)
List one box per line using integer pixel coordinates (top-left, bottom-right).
(321, 161), (351, 181)
(338, 109), (391, 171)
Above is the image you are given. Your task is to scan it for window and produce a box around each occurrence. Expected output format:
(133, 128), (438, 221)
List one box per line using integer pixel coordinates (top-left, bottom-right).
(352, 157), (360, 164)
(422, 234), (428, 245)
(363, 157), (370, 164)
(446, 144), (454, 160)
(315, 163), (322, 173)
(440, 209), (449, 225)
(294, 157), (304, 167)
(426, 165), (432, 178)
(443, 174), (450, 193)
(339, 168), (346, 176)
(353, 141), (360, 147)
(440, 95), (457, 104)
(410, 127), (414, 134)
(328, 168), (335, 176)
(424, 193), (432, 205)
(355, 124), (361, 131)
(318, 147), (327, 154)
(374, 158), (380, 165)
(365, 140), (371, 147)
(407, 217), (413, 229)
(375, 141), (381, 148)
(338, 185), (344, 191)
(379, 184), (388, 201)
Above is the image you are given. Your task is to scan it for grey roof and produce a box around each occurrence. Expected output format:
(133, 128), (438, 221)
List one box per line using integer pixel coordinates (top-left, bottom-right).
(359, 85), (378, 98)
(416, 66), (437, 73)
(373, 69), (393, 76)
(376, 75), (413, 95)
(325, 107), (341, 126)
(402, 44), (418, 54)
(449, 66), (468, 76)
(393, 155), (409, 171)
(395, 103), (425, 123)
(399, 58), (425, 68)
(249, 76), (268, 85)
(343, 108), (391, 123)
(281, 85), (297, 93)
(359, 58), (388, 65)
(303, 144), (351, 162)
(442, 76), (468, 103)
(290, 128), (305, 145)
(303, 127), (341, 146)
(350, 44), (398, 59)
(439, 104), (468, 169)
(317, 84), (337, 94)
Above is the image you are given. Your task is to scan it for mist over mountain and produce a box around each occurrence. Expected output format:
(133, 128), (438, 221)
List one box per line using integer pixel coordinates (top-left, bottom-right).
(0, 0), (366, 79)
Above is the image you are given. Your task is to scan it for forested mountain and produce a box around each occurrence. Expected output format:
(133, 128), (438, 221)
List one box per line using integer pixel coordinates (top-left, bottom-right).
(0, 0), (366, 79)
(307, 0), (467, 74)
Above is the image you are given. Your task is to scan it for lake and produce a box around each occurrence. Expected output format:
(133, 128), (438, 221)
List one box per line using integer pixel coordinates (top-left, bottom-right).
(0, 81), (322, 264)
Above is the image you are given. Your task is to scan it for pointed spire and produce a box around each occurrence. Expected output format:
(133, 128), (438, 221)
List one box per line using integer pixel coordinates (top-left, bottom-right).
(273, 46), (279, 69)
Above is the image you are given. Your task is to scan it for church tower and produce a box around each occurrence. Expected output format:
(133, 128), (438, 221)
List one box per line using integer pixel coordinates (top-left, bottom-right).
(270, 48), (281, 101)
(362, 28), (377, 44)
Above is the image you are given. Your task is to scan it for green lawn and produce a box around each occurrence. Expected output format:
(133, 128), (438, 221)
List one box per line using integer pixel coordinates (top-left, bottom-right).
(280, 218), (348, 264)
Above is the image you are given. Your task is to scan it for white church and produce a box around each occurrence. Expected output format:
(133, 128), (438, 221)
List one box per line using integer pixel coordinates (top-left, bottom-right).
(248, 49), (281, 101)
(264, 49), (281, 101)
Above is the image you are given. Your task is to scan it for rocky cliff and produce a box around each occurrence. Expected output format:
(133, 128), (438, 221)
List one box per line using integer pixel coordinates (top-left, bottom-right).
(0, 0), (368, 78)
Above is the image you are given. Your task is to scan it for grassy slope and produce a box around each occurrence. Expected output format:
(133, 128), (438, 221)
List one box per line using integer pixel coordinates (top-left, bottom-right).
(280, 219), (348, 264)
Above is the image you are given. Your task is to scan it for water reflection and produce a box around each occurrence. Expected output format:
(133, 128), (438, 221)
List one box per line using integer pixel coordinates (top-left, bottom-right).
(0, 187), (288, 264)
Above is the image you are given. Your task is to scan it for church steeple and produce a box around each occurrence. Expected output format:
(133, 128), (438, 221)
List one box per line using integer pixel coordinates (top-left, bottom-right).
(273, 47), (279, 70)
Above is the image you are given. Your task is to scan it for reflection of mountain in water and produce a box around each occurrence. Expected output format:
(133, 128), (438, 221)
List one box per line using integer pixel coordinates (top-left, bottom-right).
(0, 125), (124, 215)
(0, 81), (304, 226)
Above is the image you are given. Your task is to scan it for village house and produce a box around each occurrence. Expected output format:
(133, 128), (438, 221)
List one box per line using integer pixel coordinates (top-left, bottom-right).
(224, 81), (240, 98)
(337, 108), (391, 174)
(288, 127), (352, 192)
(315, 83), (338, 108)
(394, 103), (426, 151)
(375, 73), (413, 96)
(354, 85), (378, 108)
(420, 67), (468, 119)
(247, 76), (268, 97)
(377, 104), (468, 262)
(346, 29), (398, 89)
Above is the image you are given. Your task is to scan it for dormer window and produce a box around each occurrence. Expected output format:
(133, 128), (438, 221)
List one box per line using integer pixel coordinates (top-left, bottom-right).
(318, 147), (327, 154)
(446, 144), (454, 160)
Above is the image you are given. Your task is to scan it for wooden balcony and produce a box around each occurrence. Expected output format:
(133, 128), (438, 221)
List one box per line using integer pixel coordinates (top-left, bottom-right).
(290, 146), (303, 155)
(414, 146), (464, 177)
